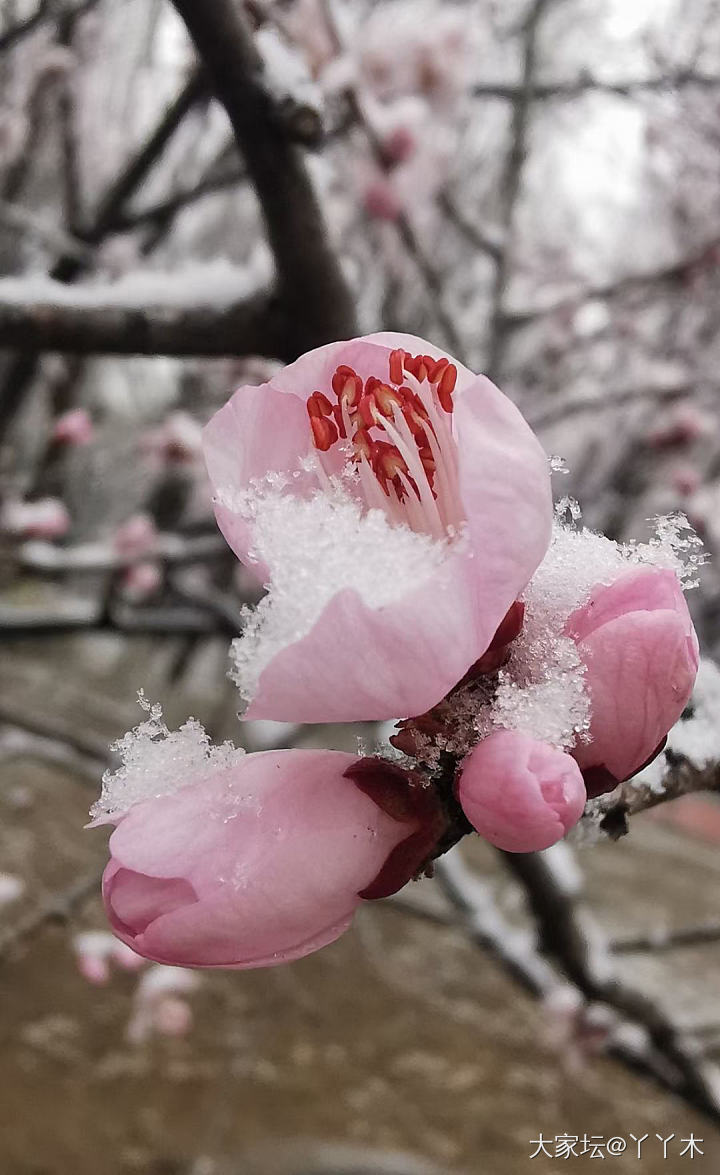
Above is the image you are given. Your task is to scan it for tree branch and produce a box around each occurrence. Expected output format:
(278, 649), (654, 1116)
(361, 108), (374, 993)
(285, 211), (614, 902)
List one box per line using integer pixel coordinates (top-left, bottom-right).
(0, 278), (288, 357)
(171, 0), (357, 351)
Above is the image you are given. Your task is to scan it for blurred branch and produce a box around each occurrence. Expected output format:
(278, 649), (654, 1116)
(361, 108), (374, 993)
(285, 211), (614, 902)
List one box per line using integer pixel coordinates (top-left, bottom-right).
(0, 870), (103, 964)
(486, 0), (553, 380)
(0, 67), (210, 443)
(473, 70), (720, 102)
(0, 0), (99, 53)
(317, 0), (467, 360)
(612, 922), (720, 955)
(0, 278), (287, 357)
(0, 200), (93, 262)
(527, 382), (690, 430)
(171, 0), (358, 351)
(499, 233), (720, 330)
(582, 751), (720, 841)
(18, 533), (228, 573)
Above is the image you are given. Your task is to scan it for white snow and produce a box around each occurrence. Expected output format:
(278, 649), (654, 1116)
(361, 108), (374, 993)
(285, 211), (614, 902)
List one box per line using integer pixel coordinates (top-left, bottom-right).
(91, 692), (245, 819)
(228, 479), (452, 703)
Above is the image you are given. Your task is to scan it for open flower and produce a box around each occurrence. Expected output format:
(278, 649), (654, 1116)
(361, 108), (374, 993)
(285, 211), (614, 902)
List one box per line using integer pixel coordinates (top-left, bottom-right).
(100, 747), (444, 969)
(456, 730), (587, 852)
(566, 567), (699, 795)
(204, 332), (552, 723)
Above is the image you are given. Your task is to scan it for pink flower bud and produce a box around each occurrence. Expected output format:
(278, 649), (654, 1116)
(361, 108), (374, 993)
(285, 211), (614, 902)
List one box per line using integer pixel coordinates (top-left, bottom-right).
(456, 730), (587, 852)
(120, 561), (163, 602)
(112, 513), (157, 558)
(51, 408), (93, 447)
(362, 176), (403, 221)
(566, 567), (699, 793)
(101, 750), (444, 969)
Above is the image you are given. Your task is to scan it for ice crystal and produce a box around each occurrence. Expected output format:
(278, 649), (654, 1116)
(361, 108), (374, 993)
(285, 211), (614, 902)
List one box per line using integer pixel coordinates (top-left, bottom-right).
(228, 480), (452, 702)
(92, 692), (245, 819)
(416, 510), (704, 764)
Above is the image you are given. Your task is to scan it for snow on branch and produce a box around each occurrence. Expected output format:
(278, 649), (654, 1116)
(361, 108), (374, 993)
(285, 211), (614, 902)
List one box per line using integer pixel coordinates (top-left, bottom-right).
(0, 267), (286, 357)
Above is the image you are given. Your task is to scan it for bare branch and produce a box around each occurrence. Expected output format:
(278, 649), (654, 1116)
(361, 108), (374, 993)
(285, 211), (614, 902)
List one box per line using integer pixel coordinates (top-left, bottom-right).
(0, 278), (287, 357)
(171, 0), (357, 350)
(0, 0), (100, 54)
(473, 70), (720, 102)
(582, 752), (720, 842)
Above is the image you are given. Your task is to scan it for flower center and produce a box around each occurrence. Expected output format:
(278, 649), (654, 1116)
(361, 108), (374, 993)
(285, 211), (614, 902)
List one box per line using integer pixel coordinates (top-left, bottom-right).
(306, 347), (464, 540)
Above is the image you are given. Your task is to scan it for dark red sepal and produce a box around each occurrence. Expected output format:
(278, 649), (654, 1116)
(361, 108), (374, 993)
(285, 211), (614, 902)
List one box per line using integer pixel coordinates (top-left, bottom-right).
(455, 600), (526, 687)
(581, 765), (620, 800)
(342, 757), (447, 900)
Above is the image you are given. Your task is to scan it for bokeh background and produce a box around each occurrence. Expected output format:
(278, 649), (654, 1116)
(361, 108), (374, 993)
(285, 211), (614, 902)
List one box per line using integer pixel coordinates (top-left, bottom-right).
(1, 1), (720, 1171)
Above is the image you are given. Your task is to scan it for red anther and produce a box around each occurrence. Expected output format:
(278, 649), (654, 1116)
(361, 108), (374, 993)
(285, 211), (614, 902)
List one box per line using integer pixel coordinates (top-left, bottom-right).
(427, 356), (449, 383)
(332, 403), (347, 439)
(389, 348), (405, 385)
(403, 353), (420, 378)
(365, 375), (381, 396)
(310, 415), (338, 452)
(353, 427), (372, 460)
(307, 390), (333, 419)
(332, 365), (362, 406)
(373, 382), (403, 417)
(437, 363), (457, 412)
(358, 392), (378, 429)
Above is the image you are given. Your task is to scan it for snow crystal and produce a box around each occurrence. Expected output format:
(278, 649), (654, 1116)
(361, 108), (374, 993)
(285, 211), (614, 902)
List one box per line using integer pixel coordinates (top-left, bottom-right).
(664, 659), (720, 768)
(91, 692), (245, 819)
(414, 510), (704, 763)
(228, 481), (452, 702)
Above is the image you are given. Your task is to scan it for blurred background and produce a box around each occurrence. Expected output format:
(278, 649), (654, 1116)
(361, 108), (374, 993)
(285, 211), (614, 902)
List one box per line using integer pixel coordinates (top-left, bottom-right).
(1, 0), (720, 1171)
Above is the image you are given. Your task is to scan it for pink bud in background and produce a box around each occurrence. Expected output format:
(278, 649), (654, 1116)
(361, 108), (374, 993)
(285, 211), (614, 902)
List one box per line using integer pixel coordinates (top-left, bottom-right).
(101, 750), (444, 969)
(381, 124), (417, 165)
(73, 930), (146, 985)
(1, 497), (70, 539)
(112, 513), (157, 559)
(646, 402), (714, 449)
(362, 174), (403, 221)
(456, 730), (587, 852)
(566, 567), (699, 794)
(125, 965), (199, 1044)
(119, 561), (163, 602)
(51, 408), (93, 447)
(142, 411), (203, 466)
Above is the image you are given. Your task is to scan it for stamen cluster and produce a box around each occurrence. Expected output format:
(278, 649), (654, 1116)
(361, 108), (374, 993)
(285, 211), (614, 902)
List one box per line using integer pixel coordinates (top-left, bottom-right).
(306, 347), (461, 539)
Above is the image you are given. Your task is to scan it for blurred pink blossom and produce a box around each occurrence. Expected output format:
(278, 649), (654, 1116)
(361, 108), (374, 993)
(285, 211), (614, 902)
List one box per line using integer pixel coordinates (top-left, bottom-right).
(566, 567), (699, 794)
(125, 965), (199, 1044)
(647, 402), (715, 449)
(73, 930), (146, 985)
(112, 513), (157, 559)
(119, 561), (163, 602)
(142, 410), (204, 466)
(51, 408), (94, 447)
(204, 332), (551, 723)
(456, 730), (587, 852)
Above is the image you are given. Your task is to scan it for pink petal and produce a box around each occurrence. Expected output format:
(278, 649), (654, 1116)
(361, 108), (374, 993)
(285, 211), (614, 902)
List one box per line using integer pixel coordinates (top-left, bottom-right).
(454, 373), (553, 620)
(244, 544), (488, 722)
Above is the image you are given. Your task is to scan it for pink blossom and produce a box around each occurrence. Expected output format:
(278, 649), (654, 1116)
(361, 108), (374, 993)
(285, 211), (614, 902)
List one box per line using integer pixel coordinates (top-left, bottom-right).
(51, 408), (93, 447)
(141, 411), (204, 466)
(1, 497), (70, 539)
(204, 332), (552, 723)
(566, 567), (699, 794)
(456, 731), (587, 852)
(362, 174), (404, 221)
(101, 750), (444, 969)
(112, 513), (157, 559)
(125, 965), (199, 1043)
(646, 402), (714, 449)
(73, 930), (146, 985)
(119, 561), (163, 602)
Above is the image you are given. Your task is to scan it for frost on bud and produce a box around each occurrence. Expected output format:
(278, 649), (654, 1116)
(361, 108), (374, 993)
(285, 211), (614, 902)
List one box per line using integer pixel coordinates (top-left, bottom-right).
(456, 730), (586, 853)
